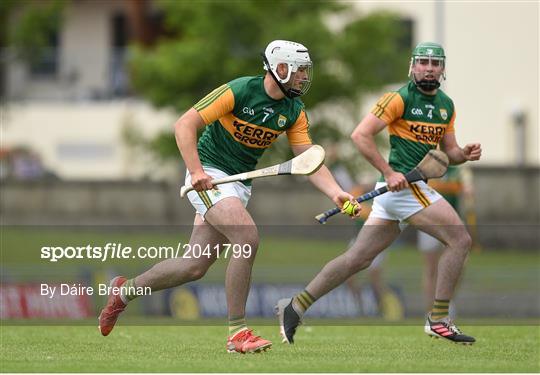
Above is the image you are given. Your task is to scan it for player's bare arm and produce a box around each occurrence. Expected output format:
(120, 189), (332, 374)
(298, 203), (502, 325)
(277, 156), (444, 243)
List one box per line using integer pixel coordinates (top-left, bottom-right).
(291, 144), (359, 215)
(440, 133), (482, 165)
(174, 108), (214, 192)
(351, 113), (408, 192)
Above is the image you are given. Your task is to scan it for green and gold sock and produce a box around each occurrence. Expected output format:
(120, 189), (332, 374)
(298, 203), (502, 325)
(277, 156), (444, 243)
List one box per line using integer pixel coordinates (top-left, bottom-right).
(292, 290), (316, 315)
(431, 299), (450, 320)
(119, 278), (139, 304)
(228, 316), (247, 336)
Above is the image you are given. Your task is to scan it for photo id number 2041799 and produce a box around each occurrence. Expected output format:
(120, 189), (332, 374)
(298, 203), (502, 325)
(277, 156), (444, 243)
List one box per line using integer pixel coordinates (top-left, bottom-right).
(182, 243), (252, 259)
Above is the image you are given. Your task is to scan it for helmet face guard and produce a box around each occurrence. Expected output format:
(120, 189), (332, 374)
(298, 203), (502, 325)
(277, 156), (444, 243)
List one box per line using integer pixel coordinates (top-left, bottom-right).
(262, 40), (313, 98)
(408, 42), (446, 91)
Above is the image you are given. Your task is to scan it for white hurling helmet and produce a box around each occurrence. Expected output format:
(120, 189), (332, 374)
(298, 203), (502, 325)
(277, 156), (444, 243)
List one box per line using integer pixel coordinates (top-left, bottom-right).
(262, 40), (313, 97)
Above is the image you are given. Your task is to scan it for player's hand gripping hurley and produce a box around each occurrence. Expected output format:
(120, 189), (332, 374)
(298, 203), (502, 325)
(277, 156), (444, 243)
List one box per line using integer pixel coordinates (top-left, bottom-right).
(315, 150), (449, 224)
(180, 145), (326, 198)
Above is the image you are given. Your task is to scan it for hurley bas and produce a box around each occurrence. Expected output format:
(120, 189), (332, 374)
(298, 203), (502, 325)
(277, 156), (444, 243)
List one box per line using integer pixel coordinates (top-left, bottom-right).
(40, 283), (151, 299)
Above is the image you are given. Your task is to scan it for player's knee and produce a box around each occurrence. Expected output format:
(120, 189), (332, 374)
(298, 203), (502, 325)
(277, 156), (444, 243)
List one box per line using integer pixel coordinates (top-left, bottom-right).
(241, 233), (259, 257)
(446, 232), (472, 256)
(455, 231), (472, 252)
(344, 253), (371, 274)
(248, 234), (259, 251)
(186, 264), (208, 281)
(228, 228), (259, 252)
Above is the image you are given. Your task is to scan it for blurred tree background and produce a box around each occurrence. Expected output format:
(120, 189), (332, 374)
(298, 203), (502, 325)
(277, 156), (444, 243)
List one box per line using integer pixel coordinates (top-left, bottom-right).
(3, 0), (411, 178)
(0, 0), (66, 98)
(127, 0), (411, 177)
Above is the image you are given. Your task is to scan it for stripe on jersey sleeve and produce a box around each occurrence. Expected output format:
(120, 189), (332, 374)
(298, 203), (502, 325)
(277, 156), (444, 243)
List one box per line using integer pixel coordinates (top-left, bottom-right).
(194, 84), (235, 125)
(371, 92), (404, 125)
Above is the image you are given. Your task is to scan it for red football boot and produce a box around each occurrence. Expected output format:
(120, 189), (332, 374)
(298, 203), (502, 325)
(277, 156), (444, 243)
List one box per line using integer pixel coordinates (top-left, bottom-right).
(226, 329), (272, 354)
(98, 276), (127, 336)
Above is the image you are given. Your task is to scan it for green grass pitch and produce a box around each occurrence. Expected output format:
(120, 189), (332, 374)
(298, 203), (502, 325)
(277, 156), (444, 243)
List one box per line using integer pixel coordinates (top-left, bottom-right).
(2, 228), (539, 372)
(1, 323), (539, 372)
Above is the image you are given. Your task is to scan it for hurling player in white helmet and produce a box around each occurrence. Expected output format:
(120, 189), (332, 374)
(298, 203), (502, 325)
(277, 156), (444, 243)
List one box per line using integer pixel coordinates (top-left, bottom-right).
(276, 42), (482, 346)
(98, 39), (359, 353)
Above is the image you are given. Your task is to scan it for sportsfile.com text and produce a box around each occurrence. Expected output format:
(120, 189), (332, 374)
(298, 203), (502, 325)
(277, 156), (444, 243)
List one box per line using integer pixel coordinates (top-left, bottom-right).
(40, 243), (253, 262)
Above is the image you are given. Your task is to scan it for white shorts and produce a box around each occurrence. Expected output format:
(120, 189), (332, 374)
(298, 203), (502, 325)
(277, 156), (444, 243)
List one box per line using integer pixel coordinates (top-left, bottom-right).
(184, 167), (252, 218)
(369, 181), (442, 222)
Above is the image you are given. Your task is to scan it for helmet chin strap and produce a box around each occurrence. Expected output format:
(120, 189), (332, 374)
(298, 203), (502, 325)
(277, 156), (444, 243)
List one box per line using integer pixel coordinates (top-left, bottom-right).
(262, 54), (300, 98)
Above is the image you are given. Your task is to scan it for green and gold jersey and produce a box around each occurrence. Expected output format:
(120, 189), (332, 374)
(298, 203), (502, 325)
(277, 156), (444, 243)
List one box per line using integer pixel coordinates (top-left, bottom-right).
(372, 81), (456, 175)
(193, 76), (311, 183)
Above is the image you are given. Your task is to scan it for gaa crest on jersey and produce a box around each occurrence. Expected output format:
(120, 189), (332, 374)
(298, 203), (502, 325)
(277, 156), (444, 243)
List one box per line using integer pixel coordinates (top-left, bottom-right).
(277, 114), (287, 128)
(440, 108), (448, 120)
